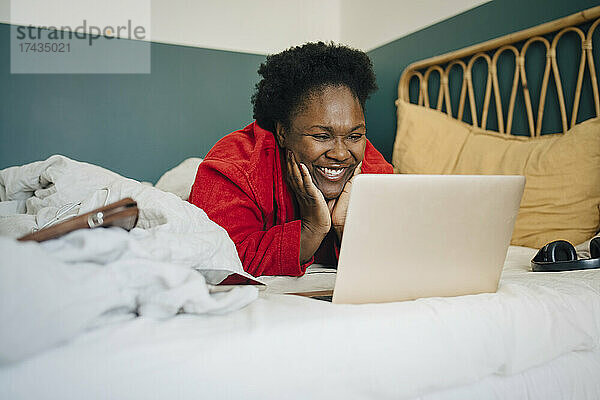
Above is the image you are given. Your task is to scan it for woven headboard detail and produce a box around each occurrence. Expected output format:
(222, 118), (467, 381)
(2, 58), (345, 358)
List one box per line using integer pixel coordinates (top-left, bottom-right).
(398, 6), (600, 137)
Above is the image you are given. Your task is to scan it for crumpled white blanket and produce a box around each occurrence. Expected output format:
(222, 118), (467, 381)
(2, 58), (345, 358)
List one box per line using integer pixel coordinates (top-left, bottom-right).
(0, 154), (257, 282)
(1, 155), (215, 238)
(0, 155), (259, 364)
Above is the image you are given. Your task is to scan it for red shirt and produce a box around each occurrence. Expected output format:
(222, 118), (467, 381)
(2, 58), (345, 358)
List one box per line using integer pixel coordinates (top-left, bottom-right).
(189, 122), (393, 277)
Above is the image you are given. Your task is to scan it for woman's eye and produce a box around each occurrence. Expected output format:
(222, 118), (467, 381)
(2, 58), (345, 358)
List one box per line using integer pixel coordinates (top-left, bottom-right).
(349, 133), (364, 141)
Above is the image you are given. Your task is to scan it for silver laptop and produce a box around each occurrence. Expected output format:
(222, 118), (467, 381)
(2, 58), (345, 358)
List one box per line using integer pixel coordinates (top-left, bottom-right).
(328, 174), (525, 304)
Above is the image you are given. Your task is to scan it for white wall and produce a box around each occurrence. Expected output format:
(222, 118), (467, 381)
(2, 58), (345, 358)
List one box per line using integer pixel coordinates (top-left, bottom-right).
(0, 0), (490, 54)
(0, 0), (341, 54)
(151, 0), (341, 54)
(0, 1), (8, 25)
(340, 0), (490, 51)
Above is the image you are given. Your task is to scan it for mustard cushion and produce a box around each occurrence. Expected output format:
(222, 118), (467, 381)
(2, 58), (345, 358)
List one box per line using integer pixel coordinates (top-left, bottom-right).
(392, 99), (600, 248)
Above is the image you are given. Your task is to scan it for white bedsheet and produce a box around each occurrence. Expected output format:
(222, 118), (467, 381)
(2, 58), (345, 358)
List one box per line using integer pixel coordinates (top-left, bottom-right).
(0, 155), (256, 283)
(0, 228), (258, 365)
(1, 155), (226, 238)
(420, 349), (600, 399)
(1, 246), (599, 399)
(0, 156), (260, 365)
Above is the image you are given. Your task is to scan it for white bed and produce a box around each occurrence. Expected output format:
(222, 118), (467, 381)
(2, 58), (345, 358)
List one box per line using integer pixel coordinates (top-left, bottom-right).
(1, 161), (600, 398)
(1, 236), (600, 399)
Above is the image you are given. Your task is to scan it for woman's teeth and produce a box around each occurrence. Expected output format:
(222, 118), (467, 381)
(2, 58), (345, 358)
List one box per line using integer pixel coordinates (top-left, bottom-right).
(317, 167), (346, 180)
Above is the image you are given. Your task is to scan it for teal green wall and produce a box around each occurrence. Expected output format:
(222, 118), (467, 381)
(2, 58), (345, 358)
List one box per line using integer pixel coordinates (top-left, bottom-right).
(0, 22), (265, 182)
(2, 1), (598, 180)
(365, 0), (600, 160)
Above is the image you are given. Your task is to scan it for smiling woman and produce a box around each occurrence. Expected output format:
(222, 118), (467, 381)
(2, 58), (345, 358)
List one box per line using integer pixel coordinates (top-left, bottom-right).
(276, 85), (366, 201)
(189, 42), (393, 277)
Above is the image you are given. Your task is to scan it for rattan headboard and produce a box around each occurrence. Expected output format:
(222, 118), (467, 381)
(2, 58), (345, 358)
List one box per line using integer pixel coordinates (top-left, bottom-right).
(398, 6), (600, 137)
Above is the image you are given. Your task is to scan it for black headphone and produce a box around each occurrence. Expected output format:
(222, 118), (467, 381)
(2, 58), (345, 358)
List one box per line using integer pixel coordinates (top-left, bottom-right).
(531, 237), (600, 272)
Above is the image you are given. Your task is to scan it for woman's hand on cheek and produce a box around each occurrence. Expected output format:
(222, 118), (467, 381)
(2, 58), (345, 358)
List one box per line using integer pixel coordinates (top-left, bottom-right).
(286, 151), (331, 263)
(329, 162), (361, 241)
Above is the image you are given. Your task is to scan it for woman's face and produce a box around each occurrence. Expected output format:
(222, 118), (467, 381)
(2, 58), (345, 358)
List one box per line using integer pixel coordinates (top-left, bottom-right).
(277, 85), (367, 200)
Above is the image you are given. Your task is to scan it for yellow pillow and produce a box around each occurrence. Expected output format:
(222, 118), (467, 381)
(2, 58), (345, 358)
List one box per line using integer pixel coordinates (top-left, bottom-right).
(393, 99), (600, 248)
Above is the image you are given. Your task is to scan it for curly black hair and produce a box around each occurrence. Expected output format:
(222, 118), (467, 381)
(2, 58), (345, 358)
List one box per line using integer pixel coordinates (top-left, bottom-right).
(251, 41), (378, 133)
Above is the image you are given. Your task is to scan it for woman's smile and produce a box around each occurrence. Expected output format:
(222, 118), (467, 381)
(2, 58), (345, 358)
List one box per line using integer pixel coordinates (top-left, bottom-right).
(314, 165), (349, 182)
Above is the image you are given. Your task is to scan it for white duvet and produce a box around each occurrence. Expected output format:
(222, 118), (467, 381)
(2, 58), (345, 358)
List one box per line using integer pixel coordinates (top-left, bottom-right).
(1, 247), (599, 399)
(0, 156), (258, 364)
